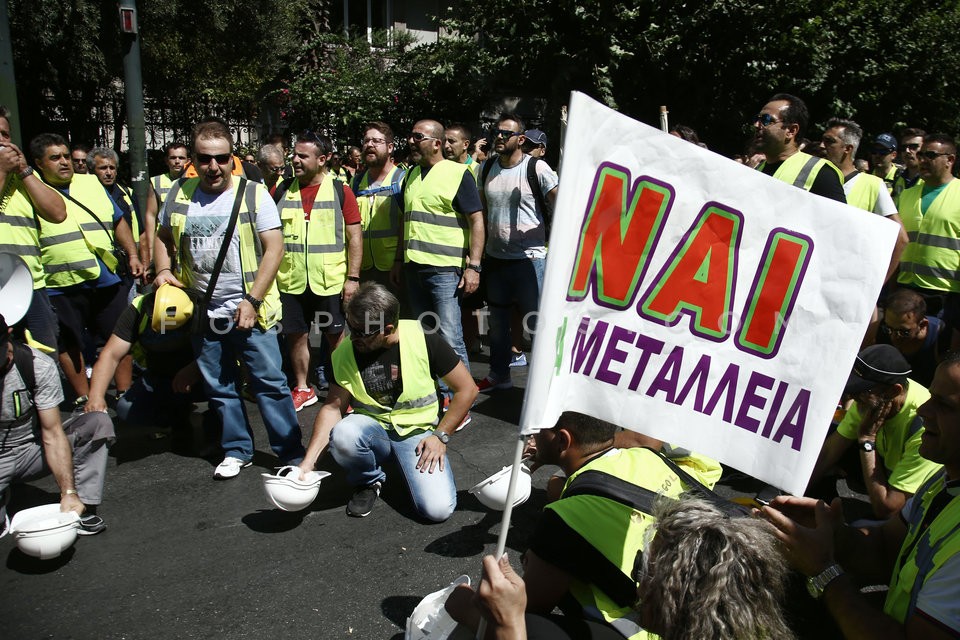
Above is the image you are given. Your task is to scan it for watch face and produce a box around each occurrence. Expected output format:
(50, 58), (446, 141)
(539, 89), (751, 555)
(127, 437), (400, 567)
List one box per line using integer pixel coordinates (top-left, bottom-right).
(806, 578), (820, 599)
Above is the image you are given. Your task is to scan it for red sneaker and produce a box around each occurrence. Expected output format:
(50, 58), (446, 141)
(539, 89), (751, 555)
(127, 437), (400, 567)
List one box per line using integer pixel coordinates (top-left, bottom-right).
(292, 387), (318, 412)
(476, 376), (513, 393)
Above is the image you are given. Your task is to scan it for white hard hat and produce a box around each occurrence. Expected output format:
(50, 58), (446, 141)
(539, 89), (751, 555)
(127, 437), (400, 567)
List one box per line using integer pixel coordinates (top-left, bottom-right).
(8, 504), (80, 560)
(261, 466), (330, 511)
(468, 464), (532, 511)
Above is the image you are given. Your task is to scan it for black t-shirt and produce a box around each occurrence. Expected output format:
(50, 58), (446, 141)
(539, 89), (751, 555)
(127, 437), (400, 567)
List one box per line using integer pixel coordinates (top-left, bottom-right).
(762, 158), (847, 203)
(113, 297), (195, 378)
(351, 332), (460, 407)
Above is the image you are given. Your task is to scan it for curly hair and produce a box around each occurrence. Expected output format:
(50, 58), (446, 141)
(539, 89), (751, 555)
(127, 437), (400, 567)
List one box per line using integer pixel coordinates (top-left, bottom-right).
(638, 496), (795, 640)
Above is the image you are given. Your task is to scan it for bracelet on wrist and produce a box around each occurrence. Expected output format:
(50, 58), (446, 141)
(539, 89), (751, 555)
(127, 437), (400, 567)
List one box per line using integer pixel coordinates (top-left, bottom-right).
(155, 267), (171, 276)
(62, 489), (78, 496)
(346, 276), (360, 283)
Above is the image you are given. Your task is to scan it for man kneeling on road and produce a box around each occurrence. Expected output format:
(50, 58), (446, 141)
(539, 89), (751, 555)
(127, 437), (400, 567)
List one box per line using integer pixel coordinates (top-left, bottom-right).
(298, 283), (477, 521)
(0, 315), (113, 535)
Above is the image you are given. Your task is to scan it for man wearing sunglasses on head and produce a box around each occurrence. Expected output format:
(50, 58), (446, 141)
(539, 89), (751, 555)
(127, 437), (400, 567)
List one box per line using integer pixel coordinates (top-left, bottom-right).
(154, 117), (306, 480)
(752, 93), (846, 203)
(391, 119), (483, 419)
(297, 283), (476, 520)
(896, 133), (960, 350)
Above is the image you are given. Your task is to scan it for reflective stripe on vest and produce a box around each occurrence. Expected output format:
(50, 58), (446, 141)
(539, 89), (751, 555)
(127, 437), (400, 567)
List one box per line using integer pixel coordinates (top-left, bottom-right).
(355, 165), (404, 271)
(115, 183), (141, 239)
(0, 176), (45, 288)
(758, 151), (841, 192)
(897, 179), (960, 293)
(39, 174), (118, 288)
(846, 173), (883, 212)
(275, 177), (346, 296)
(165, 178), (283, 329)
(152, 173), (175, 212)
(883, 472), (960, 623)
(331, 319), (439, 436)
(549, 448), (688, 640)
(402, 160), (471, 268)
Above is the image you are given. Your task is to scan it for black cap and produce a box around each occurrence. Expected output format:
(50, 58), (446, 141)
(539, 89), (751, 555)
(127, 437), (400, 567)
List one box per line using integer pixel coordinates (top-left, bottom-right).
(844, 344), (911, 396)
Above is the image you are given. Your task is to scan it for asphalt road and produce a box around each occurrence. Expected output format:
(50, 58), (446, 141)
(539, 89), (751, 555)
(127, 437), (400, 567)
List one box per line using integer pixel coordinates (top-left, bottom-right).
(1, 348), (852, 639)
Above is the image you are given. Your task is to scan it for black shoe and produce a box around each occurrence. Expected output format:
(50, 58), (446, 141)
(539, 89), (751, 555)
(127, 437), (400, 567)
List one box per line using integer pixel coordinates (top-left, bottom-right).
(346, 482), (381, 517)
(78, 514), (106, 536)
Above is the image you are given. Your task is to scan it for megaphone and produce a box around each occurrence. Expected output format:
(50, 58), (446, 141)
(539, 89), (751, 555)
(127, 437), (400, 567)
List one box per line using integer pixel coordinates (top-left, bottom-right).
(0, 252), (33, 326)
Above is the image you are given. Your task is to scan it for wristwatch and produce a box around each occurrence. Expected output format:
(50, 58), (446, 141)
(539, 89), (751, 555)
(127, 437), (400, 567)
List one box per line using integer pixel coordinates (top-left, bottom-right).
(434, 431), (450, 444)
(243, 293), (263, 310)
(806, 563), (844, 599)
(18, 166), (34, 179)
(859, 440), (876, 453)
(466, 263), (482, 273)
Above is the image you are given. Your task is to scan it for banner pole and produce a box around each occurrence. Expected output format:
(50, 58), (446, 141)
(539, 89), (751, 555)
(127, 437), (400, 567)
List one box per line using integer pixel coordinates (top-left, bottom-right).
(475, 434), (527, 640)
(659, 105), (669, 132)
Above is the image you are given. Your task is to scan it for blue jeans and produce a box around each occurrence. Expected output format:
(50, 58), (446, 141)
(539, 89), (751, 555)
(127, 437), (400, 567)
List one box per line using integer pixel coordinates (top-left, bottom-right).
(194, 319), (305, 464)
(404, 265), (470, 398)
(329, 414), (456, 523)
(485, 257), (545, 381)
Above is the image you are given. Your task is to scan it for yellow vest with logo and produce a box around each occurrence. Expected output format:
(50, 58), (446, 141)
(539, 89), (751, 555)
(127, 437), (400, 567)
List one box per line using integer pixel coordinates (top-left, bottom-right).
(549, 448), (690, 640)
(151, 173), (176, 213)
(883, 472), (960, 624)
(846, 173), (884, 212)
(402, 160), (471, 268)
(115, 183), (141, 240)
(758, 151), (843, 192)
(355, 165), (403, 271)
(39, 174), (119, 288)
(331, 319), (439, 436)
(0, 176), (45, 289)
(275, 177), (346, 296)
(165, 178), (282, 329)
(897, 179), (960, 293)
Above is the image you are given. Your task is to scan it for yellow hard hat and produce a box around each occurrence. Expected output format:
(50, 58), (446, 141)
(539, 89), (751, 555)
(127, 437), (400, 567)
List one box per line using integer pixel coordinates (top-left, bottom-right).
(152, 284), (194, 332)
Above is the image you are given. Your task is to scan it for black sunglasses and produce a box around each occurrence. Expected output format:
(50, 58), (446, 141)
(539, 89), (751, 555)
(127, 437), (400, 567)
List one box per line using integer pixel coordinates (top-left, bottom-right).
(493, 129), (521, 138)
(754, 113), (779, 127)
(348, 321), (383, 340)
(196, 153), (231, 165)
(918, 150), (953, 160)
(879, 323), (914, 339)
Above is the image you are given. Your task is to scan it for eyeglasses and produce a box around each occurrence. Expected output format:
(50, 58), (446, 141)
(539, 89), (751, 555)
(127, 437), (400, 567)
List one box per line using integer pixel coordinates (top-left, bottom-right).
(268, 165), (284, 174)
(348, 321), (383, 340)
(408, 132), (437, 142)
(362, 137), (387, 146)
(879, 323), (915, 339)
(918, 150), (953, 160)
(900, 143), (921, 152)
(754, 113), (780, 127)
(196, 153), (232, 165)
(493, 129), (521, 138)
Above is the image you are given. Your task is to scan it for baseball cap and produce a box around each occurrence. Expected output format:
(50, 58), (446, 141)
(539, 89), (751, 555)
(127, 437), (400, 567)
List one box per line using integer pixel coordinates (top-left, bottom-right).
(524, 129), (547, 146)
(844, 344), (911, 396)
(872, 133), (897, 153)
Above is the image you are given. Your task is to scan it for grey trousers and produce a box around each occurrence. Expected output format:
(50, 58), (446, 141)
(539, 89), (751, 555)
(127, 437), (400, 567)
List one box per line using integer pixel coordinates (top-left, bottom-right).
(0, 411), (115, 522)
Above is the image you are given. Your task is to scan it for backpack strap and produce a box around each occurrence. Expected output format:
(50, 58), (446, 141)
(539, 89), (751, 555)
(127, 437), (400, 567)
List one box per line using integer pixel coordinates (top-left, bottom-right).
(271, 177), (294, 204)
(332, 178), (344, 209)
(11, 341), (35, 395)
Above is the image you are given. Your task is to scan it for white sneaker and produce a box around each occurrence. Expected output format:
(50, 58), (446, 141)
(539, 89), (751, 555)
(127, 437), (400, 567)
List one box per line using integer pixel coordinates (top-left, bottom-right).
(213, 456), (252, 480)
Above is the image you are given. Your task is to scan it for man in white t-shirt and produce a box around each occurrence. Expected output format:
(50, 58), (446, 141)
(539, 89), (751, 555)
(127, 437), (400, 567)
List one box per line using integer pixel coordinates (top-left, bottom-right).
(476, 113), (558, 392)
(820, 118), (908, 284)
(154, 117), (304, 480)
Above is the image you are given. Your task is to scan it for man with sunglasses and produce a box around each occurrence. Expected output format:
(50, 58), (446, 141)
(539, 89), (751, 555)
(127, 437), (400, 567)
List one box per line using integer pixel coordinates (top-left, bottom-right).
(273, 130), (362, 412)
(392, 119), (483, 412)
(879, 288), (951, 388)
(893, 128), (926, 206)
(476, 113), (558, 393)
(297, 283), (476, 520)
(753, 93), (845, 203)
(154, 117), (306, 480)
(819, 118), (907, 283)
(871, 133), (901, 195)
(808, 345), (941, 519)
(897, 133), (960, 343)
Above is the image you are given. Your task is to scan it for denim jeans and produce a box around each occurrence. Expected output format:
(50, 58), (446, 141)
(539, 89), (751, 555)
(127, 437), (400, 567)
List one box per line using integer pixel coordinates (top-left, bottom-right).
(485, 256), (545, 381)
(194, 319), (305, 464)
(329, 413), (456, 523)
(403, 265), (470, 398)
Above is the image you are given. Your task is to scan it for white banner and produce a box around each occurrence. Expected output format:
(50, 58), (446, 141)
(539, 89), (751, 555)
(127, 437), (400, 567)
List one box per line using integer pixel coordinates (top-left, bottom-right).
(520, 92), (899, 495)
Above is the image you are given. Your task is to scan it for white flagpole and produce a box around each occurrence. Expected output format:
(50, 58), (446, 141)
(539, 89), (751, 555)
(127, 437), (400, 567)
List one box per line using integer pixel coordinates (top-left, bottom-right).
(475, 434), (527, 640)
(659, 105), (669, 132)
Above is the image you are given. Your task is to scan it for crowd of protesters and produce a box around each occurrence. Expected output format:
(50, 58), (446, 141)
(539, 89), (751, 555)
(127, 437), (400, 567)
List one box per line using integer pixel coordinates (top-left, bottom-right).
(2, 91), (960, 639)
